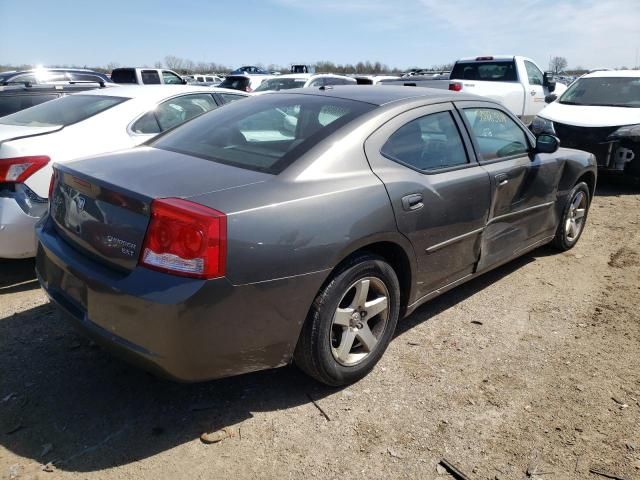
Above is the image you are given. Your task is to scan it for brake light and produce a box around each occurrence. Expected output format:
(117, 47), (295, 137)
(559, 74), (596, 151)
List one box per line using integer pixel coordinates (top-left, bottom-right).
(475, 56), (494, 61)
(449, 83), (463, 92)
(0, 156), (50, 183)
(140, 198), (227, 279)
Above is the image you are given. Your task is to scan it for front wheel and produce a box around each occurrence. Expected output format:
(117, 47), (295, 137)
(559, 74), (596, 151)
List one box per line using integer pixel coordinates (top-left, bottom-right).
(294, 254), (400, 386)
(552, 181), (590, 251)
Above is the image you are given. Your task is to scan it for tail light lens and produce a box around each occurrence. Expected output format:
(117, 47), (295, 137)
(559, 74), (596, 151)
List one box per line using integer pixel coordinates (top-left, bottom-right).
(140, 198), (227, 279)
(0, 156), (50, 183)
(448, 83), (463, 92)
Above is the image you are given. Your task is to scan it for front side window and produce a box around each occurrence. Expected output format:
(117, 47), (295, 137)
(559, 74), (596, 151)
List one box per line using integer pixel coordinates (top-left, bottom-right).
(524, 61), (543, 86)
(463, 108), (529, 161)
(152, 94), (374, 174)
(381, 111), (468, 171)
(162, 71), (184, 84)
(560, 77), (640, 107)
(141, 70), (161, 84)
(0, 95), (127, 127)
(155, 94), (217, 131)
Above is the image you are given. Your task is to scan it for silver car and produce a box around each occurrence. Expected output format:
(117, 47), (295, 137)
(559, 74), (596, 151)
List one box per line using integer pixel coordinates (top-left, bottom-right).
(36, 86), (597, 386)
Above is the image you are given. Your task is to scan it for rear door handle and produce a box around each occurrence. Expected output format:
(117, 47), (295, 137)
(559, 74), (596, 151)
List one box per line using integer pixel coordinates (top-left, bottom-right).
(495, 173), (509, 186)
(401, 193), (424, 211)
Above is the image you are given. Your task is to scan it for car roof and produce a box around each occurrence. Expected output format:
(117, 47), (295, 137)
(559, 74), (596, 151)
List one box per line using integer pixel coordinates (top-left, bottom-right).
(74, 85), (243, 100)
(583, 70), (640, 79)
(267, 85), (480, 106)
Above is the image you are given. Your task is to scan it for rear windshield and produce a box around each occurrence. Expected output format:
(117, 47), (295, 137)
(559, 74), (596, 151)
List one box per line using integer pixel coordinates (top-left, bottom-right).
(218, 76), (250, 91)
(111, 69), (137, 84)
(255, 78), (307, 92)
(451, 61), (518, 82)
(0, 95), (127, 127)
(560, 77), (640, 108)
(152, 94), (375, 174)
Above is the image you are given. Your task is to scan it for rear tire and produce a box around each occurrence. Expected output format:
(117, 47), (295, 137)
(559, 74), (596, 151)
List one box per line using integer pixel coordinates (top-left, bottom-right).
(294, 254), (400, 386)
(552, 181), (590, 251)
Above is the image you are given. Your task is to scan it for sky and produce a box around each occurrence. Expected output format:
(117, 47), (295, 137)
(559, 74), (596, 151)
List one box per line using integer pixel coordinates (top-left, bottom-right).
(1, 0), (639, 71)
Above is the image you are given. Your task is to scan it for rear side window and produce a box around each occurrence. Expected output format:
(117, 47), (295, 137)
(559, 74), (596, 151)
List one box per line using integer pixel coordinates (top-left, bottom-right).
(69, 72), (105, 83)
(218, 93), (246, 104)
(219, 76), (250, 91)
(152, 94), (375, 174)
(0, 95), (127, 127)
(0, 94), (59, 117)
(132, 94), (217, 134)
(451, 61), (517, 82)
(381, 111), (468, 171)
(141, 70), (161, 84)
(462, 108), (529, 160)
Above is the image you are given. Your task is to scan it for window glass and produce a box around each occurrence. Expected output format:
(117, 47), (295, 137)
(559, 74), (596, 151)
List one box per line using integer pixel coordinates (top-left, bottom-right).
(218, 93), (246, 104)
(141, 70), (161, 84)
(6, 74), (37, 85)
(463, 108), (529, 160)
(559, 77), (640, 107)
(131, 111), (161, 134)
(524, 61), (543, 86)
(162, 71), (183, 84)
(218, 76), (250, 91)
(69, 72), (105, 83)
(324, 77), (354, 86)
(0, 94), (59, 117)
(254, 78), (306, 92)
(0, 95), (127, 127)
(451, 61), (517, 82)
(381, 111), (468, 171)
(152, 94), (374, 174)
(308, 78), (324, 88)
(111, 69), (137, 84)
(155, 94), (217, 131)
(34, 71), (67, 83)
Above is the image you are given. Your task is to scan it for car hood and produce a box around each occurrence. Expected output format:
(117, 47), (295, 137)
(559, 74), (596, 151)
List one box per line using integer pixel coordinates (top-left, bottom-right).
(0, 124), (63, 144)
(63, 146), (270, 200)
(539, 102), (640, 127)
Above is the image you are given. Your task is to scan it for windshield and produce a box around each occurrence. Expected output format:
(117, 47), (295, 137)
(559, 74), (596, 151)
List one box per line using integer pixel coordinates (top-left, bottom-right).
(151, 94), (375, 174)
(0, 95), (128, 127)
(559, 77), (640, 107)
(254, 78), (307, 92)
(450, 61), (518, 82)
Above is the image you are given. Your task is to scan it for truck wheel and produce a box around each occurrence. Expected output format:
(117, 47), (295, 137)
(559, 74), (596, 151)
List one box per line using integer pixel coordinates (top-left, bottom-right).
(552, 181), (590, 251)
(294, 254), (400, 386)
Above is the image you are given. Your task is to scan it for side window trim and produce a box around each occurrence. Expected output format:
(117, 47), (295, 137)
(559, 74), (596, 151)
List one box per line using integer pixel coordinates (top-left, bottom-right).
(453, 101), (535, 165)
(378, 105), (478, 175)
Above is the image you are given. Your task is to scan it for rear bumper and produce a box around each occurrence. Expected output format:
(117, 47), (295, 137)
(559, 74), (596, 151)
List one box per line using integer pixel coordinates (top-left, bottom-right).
(0, 197), (41, 258)
(36, 217), (328, 382)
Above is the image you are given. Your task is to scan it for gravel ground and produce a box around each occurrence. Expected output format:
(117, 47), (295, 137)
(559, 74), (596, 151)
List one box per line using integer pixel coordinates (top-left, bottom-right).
(1, 180), (639, 480)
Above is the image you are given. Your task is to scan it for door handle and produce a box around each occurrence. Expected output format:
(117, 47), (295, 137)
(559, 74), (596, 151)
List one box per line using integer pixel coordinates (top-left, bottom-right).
(495, 173), (509, 186)
(401, 193), (424, 211)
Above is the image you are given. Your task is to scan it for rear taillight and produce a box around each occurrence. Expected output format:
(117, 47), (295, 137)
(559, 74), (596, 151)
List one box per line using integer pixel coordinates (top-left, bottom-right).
(48, 170), (57, 200)
(0, 156), (50, 183)
(140, 198), (227, 279)
(448, 83), (463, 92)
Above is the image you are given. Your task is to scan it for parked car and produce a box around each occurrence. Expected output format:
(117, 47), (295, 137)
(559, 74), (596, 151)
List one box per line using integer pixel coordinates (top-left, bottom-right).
(218, 74), (272, 92)
(354, 75), (401, 85)
(531, 70), (640, 179)
(0, 81), (113, 117)
(0, 68), (112, 86)
(254, 74), (355, 92)
(111, 68), (186, 85)
(0, 85), (248, 258)
(229, 66), (269, 75)
(396, 56), (567, 123)
(36, 86), (596, 386)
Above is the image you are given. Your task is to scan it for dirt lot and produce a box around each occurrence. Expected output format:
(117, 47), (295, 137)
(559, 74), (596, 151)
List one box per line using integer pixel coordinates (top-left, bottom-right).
(1, 180), (639, 480)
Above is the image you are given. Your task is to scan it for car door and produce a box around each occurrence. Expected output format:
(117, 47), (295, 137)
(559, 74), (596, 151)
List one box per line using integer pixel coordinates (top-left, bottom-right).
(128, 93), (218, 142)
(456, 101), (562, 271)
(364, 103), (491, 298)
(521, 59), (546, 121)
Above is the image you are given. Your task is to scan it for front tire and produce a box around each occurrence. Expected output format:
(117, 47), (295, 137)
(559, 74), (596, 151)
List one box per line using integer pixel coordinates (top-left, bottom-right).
(552, 181), (590, 251)
(294, 254), (400, 386)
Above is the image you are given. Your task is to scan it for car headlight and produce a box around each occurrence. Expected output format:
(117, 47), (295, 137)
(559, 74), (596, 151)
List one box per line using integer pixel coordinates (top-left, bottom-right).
(530, 116), (556, 135)
(607, 124), (640, 142)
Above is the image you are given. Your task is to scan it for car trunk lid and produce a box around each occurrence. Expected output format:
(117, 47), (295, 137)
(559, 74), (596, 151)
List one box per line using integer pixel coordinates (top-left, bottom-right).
(50, 147), (269, 271)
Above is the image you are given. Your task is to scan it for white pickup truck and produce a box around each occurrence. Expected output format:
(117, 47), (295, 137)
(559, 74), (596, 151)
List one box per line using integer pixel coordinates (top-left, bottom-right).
(389, 56), (567, 123)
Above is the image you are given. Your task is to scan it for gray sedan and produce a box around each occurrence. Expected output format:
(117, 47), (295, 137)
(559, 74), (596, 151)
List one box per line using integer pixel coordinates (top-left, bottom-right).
(36, 86), (597, 385)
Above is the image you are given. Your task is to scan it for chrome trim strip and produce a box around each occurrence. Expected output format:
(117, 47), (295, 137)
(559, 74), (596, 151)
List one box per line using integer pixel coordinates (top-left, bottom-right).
(425, 227), (484, 254)
(488, 201), (554, 225)
(408, 273), (474, 309)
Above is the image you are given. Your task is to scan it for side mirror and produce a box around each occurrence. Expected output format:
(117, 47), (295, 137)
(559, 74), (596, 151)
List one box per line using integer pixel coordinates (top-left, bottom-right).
(182, 78), (188, 85)
(545, 94), (557, 104)
(543, 71), (556, 92)
(535, 134), (560, 154)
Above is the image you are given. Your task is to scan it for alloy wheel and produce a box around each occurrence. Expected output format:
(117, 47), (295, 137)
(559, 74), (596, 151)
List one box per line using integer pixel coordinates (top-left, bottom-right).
(565, 190), (587, 242)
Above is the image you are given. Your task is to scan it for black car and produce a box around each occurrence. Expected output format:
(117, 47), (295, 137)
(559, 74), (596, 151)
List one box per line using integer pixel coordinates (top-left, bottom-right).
(0, 68), (112, 86)
(0, 82), (110, 117)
